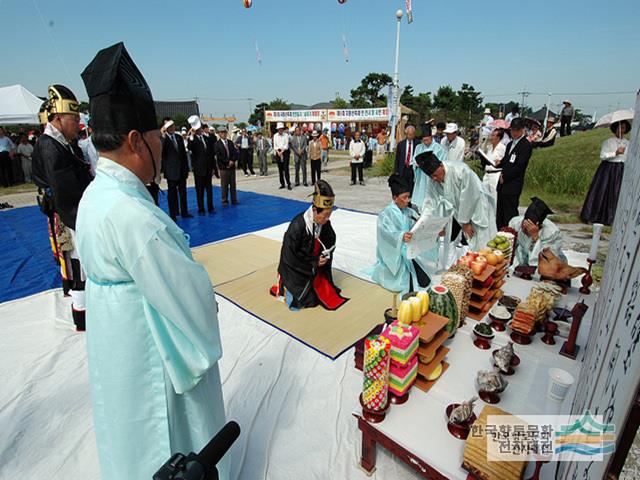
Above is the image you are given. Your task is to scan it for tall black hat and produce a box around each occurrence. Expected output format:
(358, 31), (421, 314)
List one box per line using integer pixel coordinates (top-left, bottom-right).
(415, 151), (442, 176)
(81, 42), (157, 135)
(388, 174), (411, 197)
(524, 197), (554, 225)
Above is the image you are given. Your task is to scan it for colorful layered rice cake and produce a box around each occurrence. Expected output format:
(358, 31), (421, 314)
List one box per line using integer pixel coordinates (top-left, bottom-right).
(383, 320), (419, 367)
(388, 355), (418, 396)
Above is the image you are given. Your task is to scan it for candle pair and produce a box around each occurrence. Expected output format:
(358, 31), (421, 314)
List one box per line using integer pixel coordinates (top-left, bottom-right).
(397, 292), (429, 324)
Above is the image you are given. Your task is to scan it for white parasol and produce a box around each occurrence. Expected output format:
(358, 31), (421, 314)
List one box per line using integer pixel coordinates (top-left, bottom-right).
(594, 109), (634, 128)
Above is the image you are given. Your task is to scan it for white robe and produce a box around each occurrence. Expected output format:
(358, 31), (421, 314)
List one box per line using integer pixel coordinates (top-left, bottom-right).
(76, 158), (228, 480)
(423, 161), (497, 252)
(508, 216), (567, 267)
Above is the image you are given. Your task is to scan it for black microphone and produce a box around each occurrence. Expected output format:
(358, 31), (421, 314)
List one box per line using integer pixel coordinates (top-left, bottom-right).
(197, 421), (240, 479)
(153, 421), (240, 480)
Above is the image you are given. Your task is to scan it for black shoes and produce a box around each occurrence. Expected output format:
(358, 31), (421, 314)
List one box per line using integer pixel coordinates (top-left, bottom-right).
(303, 183), (308, 187)
(0, 202), (14, 209)
(279, 185), (285, 189)
(287, 185), (292, 190)
(359, 181), (365, 186)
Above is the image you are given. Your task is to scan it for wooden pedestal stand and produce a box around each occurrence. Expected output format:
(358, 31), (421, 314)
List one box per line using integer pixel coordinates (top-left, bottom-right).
(467, 261), (507, 321)
(414, 312), (451, 393)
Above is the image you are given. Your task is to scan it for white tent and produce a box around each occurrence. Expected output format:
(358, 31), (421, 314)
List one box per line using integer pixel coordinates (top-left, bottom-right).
(0, 84), (43, 125)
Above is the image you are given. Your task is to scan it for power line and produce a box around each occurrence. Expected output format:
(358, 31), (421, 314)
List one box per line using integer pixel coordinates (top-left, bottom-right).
(483, 90), (635, 98)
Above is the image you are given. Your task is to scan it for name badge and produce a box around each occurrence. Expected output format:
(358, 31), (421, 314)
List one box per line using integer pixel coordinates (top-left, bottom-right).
(509, 154), (517, 163)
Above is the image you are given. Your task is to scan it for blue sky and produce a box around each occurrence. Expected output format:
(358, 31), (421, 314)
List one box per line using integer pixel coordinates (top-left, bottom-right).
(1, 0), (638, 121)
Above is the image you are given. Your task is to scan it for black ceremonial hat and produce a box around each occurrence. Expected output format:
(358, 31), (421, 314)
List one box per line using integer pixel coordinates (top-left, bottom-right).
(415, 151), (442, 176)
(388, 173), (411, 197)
(524, 197), (554, 225)
(81, 42), (157, 135)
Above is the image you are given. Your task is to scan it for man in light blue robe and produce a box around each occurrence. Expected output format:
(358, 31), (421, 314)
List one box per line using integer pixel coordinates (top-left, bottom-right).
(411, 127), (446, 211)
(76, 42), (229, 480)
(416, 152), (497, 252)
(371, 174), (431, 296)
(508, 197), (567, 267)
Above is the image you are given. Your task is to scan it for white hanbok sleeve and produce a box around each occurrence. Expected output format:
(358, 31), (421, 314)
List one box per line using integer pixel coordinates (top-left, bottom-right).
(376, 208), (407, 276)
(129, 226), (222, 394)
(456, 167), (484, 224)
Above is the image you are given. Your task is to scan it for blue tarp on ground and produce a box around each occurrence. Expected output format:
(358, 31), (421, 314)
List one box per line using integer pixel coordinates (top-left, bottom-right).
(0, 186), (308, 303)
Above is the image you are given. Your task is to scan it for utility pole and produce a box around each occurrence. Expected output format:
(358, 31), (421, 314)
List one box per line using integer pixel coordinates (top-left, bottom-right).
(389, 9), (403, 153)
(517, 88), (530, 114)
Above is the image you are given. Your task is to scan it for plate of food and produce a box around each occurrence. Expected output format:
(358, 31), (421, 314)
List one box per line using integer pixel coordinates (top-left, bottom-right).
(499, 295), (521, 312)
(473, 323), (495, 349)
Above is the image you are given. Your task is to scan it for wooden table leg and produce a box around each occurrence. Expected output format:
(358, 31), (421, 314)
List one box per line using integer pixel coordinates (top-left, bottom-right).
(361, 428), (377, 475)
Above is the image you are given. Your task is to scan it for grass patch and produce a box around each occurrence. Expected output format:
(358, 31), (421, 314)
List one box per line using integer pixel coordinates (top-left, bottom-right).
(366, 152), (395, 177)
(551, 213), (582, 224)
(0, 183), (37, 196)
(521, 128), (610, 212)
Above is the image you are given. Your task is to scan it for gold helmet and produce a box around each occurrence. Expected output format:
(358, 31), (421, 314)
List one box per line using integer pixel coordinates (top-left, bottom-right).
(41, 84), (80, 120)
(311, 181), (335, 209)
(38, 100), (49, 125)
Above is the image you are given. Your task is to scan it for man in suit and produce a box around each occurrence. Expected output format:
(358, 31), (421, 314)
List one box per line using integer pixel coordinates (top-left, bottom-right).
(496, 117), (532, 229)
(394, 125), (420, 191)
(290, 126), (308, 186)
(161, 119), (192, 221)
(214, 125), (239, 205)
(235, 127), (255, 176)
(203, 124), (220, 179)
(187, 115), (215, 214)
(255, 131), (270, 176)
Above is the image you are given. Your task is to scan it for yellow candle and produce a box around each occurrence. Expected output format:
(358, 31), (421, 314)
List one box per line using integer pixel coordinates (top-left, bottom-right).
(397, 300), (412, 325)
(409, 296), (422, 323)
(416, 291), (429, 316)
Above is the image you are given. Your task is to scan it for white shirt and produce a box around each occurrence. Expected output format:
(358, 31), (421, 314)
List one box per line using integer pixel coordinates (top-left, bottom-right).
(273, 132), (289, 151)
(600, 137), (629, 163)
(441, 135), (465, 162)
(484, 142), (506, 171)
(505, 112), (520, 124)
(240, 136), (249, 149)
(16, 142), (33, 159)
(481, 115), (494, 136)
(349, 139), (366, 163)
(79, 136), (99, 176)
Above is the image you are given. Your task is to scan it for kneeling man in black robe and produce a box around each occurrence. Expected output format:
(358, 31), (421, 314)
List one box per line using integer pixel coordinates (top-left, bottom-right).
(270, 180), (349, 310)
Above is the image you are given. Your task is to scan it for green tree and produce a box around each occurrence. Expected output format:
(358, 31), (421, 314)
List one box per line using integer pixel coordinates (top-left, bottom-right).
(433, 85), (458, 114)
(332, 93), (349, 108)
(248, 101), (269, 125)
(350, 72), (392, 108)
(236, 121), (248, 129)
(400, 85), (432, 124)
(457, 83), (483, 127)
(248, 98), (291, 125)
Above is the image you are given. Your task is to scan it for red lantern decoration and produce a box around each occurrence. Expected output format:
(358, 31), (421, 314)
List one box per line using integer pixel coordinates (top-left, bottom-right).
(338, 0), (347, 3)
(243, 0), (252, 8)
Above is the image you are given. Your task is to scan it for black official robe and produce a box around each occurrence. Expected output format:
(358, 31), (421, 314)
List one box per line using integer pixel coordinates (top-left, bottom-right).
(274, 212), (348, 310)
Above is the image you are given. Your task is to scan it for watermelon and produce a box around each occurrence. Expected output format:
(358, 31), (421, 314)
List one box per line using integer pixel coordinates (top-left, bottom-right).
(427, 284), (459, 337)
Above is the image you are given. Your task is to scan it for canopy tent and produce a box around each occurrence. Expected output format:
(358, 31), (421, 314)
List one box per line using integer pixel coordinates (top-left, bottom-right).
(0, 84), (44, 125)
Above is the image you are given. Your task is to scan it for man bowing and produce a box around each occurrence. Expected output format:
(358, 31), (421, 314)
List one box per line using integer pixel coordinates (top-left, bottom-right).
(416, 151), (497, 252)
(77, 42), (229, 480)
